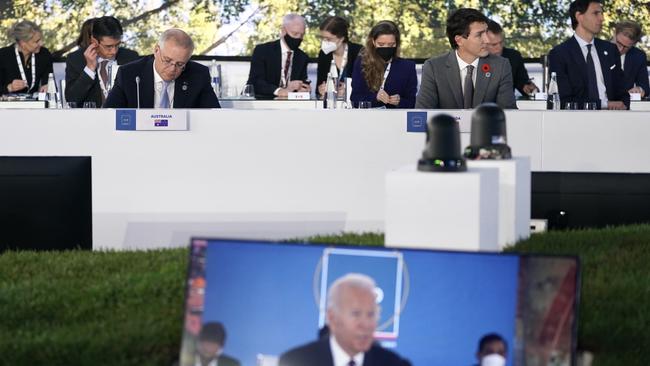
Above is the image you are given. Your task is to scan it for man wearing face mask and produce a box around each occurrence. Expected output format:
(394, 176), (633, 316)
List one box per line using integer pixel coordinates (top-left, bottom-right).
(415, 8), (517, 109)
(474, 333), (507, 366)
(316, 16), (362, 98)
(246, 13), (310, 99)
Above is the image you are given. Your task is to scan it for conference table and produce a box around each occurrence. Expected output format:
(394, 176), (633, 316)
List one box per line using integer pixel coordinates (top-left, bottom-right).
(1, 103), (650, 250)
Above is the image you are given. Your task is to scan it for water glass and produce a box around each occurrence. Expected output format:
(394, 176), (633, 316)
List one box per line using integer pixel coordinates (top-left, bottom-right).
(65, 102), (78, 109)
(357, 101), (372, 109)
(83, 101), (97, 109)
(584, 101), (597, 110)
(563, 101), (578, 110)
(241, 84), (255, 98)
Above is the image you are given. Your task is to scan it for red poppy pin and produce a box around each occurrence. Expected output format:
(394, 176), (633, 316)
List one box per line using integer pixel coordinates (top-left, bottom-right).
(482, 63), (491, 77)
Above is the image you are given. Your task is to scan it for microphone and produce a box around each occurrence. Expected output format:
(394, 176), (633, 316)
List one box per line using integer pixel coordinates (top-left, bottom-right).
(135, 76), (140, 109)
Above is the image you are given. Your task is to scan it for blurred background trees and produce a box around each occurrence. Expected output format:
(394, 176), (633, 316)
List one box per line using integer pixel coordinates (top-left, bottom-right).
(0, 0), (648, 59)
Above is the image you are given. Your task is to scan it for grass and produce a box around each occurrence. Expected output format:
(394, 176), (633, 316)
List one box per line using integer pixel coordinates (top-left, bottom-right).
(1, 227), (649, 365)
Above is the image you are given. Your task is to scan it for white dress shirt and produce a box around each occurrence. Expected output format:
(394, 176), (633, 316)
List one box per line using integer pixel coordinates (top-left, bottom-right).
(330, 336), (364, 366)
(84, 57), (115, 80)
(455, 51), (479, 96)
(574, 34), (608, 106)
(153, 62), (175, 108)
(273, 38), (294, 96)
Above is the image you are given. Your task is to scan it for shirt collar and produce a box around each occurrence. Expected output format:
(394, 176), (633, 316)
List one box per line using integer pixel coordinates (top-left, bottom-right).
(280, 37), (290, 54)
(330, 335), (364, 366)
(574, 33), (594, 48)
(153, 60), (165, 85)
(455, 50), (479, 71)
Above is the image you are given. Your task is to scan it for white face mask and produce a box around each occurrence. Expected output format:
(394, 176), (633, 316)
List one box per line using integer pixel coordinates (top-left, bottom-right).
(321, 40), (338, 54)
(481, 354), (506, 366)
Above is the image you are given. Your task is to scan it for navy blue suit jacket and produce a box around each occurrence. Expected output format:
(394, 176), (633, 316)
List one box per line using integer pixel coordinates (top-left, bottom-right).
(548, 36), (628, 107)
(622, 46), (649, 97)
(279, 338), (411, 366)
(104, 55), (220, 108)
(350, 56), (417, 109)
(246, 40), (309, 99)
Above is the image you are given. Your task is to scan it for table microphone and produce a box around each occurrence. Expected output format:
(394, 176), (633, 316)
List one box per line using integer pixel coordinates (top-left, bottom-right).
(135, 76), (140, 109)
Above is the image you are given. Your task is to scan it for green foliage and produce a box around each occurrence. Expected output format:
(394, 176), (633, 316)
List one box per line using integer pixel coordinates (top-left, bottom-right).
(0, 248), (188, 365)
(1, 225), (650, 364)
(507, 224), (650, 365)
(1, 0), (649, 58)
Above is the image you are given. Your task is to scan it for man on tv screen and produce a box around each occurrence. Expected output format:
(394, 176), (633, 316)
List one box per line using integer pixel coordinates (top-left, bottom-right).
(278, 273), (411, 366)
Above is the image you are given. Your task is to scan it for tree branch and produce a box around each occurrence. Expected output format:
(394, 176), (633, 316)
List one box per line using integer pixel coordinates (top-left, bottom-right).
(52, 0), (181, 58)
(199, 5), (268, 55)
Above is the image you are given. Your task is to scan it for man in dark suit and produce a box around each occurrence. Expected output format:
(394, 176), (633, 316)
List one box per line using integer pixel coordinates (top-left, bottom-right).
(548, 0), (627, 109)
(415, 8), (517, 109)
(193, 322), (240, 366)
(611, 20), (649, 98)
(485, 20), (539, 98)
(65, 16), (139, 107)
(104, 28), (220, 108)
(279, 273), (411, 366)
(246, 13), (310, 99)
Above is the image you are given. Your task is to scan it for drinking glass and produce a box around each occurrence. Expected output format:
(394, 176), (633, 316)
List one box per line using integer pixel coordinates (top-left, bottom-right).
(241, 84), (255, 98)
(83, 101), (97, 108)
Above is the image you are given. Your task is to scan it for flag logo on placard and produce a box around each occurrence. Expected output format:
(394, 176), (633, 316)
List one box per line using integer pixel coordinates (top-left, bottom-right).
(154, 119), (169, 127)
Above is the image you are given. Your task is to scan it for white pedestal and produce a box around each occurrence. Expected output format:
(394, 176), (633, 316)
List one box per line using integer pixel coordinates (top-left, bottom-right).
(467, 157), (531, 249)
(385, 165), (499, 251)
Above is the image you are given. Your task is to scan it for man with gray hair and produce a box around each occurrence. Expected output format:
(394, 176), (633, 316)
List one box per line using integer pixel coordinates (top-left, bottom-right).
(105, 28), (220, 108)
(246, 13), (311, 99)
(279, 273), (411, 366)
(611, 20), (649, 98)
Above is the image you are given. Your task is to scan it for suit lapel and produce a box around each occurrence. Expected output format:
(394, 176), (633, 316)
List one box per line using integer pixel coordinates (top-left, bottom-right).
(445, 52), (463, 108)
(474, 57), (491, 106)
(568, 37), (590, 85)
(272, 40), (282, 84)
(594, 39), (612, 92)
(174, 70), (190, 108)
(141, 56), (155, 108)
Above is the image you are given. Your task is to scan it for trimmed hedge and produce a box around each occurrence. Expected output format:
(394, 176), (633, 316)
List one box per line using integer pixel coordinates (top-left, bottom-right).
(1, 227), (649, 365)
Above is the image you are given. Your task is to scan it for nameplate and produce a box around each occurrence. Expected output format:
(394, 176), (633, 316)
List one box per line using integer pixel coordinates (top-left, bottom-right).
(287, 92), (310, 100)
(406, 111), (427, 133)
(115, 109), (189, 131)
(407, 111), (467, 133)
(534, 92), (548, 101)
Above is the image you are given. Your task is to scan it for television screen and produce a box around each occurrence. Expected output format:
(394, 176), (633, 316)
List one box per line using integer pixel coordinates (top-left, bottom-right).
(180, 239), (579, 366)
(0, 156), (92, 251)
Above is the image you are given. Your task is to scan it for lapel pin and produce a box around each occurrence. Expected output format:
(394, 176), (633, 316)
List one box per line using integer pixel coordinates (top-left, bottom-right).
(182, 82), (188, 91)
(481, 63), (491, 77)
(604, 51), (608, 56)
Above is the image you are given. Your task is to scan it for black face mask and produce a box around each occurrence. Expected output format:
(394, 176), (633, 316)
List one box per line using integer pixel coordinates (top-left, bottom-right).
(376, 47), (396, 62)
(284, 34), (303, 51)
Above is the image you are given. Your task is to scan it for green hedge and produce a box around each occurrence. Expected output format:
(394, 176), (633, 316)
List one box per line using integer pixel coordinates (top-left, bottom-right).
(1, 227), (649, 365)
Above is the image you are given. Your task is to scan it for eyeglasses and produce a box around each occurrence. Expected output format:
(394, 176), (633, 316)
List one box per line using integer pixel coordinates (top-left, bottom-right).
(159, 53), (187, 70)
(98, 41), (121, 51)
(615, 37), (635, 51)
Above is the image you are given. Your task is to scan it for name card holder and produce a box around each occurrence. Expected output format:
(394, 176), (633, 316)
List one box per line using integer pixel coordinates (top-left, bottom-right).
(287, 92), (310, 100)
(115, 109), (189, 131)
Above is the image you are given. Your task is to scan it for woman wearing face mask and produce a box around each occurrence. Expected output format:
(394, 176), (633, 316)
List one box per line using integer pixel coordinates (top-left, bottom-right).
(0, 20), (53, 94)
(350, 20), (416, 108)
(316, 16), (362, 98)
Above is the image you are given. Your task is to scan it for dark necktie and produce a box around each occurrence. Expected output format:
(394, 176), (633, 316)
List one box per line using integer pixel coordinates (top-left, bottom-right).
(348, 360), (356, 366)
(99, 60), (109, 104)
(463, 64), (474, 109)
(283, 51), (292, 88)
(586, 44), (599, 103)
